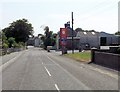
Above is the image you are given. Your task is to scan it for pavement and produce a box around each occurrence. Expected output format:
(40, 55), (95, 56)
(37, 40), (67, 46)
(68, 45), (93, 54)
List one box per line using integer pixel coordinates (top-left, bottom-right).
(0, 47), (119, 91)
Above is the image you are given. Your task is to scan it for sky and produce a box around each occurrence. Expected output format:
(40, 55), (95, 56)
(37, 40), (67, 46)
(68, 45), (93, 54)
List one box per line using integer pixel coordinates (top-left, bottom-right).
(0, 0), (119, 36)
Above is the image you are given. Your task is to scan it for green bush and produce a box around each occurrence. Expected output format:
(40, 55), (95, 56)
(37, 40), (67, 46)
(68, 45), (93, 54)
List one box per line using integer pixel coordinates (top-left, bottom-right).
(117, 48), (120, 54)
(18, 42), (25, 48)
(2, 43), (8, 48)
(8, 37), (16, 48)
(13, 42), (20, 48)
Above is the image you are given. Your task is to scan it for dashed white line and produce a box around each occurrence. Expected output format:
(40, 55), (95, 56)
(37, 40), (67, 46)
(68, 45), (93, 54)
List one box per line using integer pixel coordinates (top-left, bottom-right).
(46, 55), (90, 90)
(44, 66), (51, 77)
(55, 84), (60, 92)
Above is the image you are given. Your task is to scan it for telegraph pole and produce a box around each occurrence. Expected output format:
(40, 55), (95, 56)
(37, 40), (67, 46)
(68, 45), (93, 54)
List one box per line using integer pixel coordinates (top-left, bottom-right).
(72, 12), (74, 54)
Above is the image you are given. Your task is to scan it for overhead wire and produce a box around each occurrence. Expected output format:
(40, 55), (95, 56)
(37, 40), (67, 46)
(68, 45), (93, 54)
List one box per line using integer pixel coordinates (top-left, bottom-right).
(77, 0), (118, 21)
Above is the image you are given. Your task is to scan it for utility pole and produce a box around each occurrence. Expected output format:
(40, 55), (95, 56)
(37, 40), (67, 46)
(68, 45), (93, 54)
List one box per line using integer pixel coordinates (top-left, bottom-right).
(72, 12), (74, 54)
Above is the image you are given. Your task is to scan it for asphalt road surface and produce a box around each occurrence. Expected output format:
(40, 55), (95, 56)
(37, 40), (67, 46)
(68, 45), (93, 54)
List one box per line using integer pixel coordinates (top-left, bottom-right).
(1, 47), (119, 91)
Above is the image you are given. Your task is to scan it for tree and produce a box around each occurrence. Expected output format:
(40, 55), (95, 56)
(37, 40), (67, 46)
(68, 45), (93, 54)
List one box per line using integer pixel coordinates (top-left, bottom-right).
(43, 26), (56, 49)
(75, 28), (83, 32)
(44, 26), (51, 38)
(43, 26), (50, 49)
(51, 33), (57, 46)
(2, 18), (34, 43)
(2, 32), (9, 49)
(8, 37), (16, 48)
(115, 31), (120, 35)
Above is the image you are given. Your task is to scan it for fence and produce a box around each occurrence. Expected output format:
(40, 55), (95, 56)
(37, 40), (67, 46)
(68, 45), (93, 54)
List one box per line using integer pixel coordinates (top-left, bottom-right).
(91, 48), (120, 71)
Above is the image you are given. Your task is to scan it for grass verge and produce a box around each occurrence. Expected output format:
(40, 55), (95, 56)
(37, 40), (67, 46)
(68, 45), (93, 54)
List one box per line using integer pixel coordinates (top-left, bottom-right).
(64, 51), (91, 62)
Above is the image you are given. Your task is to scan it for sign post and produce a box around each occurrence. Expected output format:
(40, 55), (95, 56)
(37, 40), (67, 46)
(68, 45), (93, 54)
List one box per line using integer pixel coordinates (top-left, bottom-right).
(72, 12), (74, 54)
(60, 28), (67, 54)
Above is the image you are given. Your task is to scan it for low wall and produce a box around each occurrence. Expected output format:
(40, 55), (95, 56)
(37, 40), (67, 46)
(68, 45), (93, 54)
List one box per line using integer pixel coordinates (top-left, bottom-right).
(2, 48), (25, 55)
(91, 49), (120, 71)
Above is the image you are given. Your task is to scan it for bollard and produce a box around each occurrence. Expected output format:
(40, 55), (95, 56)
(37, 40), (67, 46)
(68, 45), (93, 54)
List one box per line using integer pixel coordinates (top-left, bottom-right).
(91, 47), (97, 63)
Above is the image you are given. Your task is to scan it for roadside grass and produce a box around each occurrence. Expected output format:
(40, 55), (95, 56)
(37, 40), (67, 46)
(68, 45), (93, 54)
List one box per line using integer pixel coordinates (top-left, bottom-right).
(64, 51), (91, 62)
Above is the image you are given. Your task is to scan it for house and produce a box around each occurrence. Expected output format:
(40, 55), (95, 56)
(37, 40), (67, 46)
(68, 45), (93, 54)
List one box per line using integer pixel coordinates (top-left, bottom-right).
(27, 37), (34, 46)
(34, 37), (41, 47)
(27, 36), (42, 47)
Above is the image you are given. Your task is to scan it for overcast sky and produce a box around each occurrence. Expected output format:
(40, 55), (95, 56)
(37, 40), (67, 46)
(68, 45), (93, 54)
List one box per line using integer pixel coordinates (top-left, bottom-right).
(0, 0), (119, 36)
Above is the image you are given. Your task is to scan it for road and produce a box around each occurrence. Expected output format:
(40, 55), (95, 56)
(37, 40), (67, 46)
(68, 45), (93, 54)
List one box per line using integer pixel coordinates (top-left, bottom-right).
(1, 47), (119, 91)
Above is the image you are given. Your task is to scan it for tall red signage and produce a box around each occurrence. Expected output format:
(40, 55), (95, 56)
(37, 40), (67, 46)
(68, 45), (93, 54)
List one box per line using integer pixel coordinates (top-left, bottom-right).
(60, 28), (67, 46)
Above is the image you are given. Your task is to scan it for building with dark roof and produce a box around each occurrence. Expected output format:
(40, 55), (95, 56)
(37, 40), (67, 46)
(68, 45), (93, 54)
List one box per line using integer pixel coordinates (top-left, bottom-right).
(76, 31), (120, 50)
(56, 30), (120, 50)
(56, 22), (120, 50)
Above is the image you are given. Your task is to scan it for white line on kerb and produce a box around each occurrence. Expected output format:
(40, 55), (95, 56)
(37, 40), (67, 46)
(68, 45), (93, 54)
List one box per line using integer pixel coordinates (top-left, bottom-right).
(55, 84), (60, 91)
(44, 66), (51, 76)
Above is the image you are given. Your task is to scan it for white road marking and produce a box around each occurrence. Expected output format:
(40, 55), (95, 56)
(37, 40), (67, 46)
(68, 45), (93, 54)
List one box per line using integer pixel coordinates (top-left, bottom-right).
(46, 55), (90, 90)
(46, 53), (118, 86)
(55, 84), (60, 92)
(44, 66), (51, 77)
(42, 62), (43, 65)
(46, 56), (56, 64)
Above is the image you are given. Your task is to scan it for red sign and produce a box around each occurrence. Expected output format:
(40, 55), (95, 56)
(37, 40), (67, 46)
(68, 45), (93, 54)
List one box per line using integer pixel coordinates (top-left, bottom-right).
(60, 28), (67, 46)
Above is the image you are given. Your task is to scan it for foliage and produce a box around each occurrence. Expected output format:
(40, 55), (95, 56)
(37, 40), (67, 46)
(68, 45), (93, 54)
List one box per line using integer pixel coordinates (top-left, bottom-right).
(8, 37), (16, 48)
(2, 43), (8, 48)
(12, 42), (19, 48)
(2, 32), (7, 42)
(18, 42), (25, 47)
(115, 31), (120, 35)
(44, 26), (50, 38)
(75, 28), (83, 32)
(43, 26), (57, 49)
(117, 48), (120, 54)
(75, 28), (96, 32)
(2, 32), (9, 48)
(2, 18), (34, 43)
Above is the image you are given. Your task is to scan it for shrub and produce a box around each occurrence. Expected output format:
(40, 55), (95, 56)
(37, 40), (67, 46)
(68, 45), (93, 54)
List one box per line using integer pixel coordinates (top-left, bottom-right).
(117, 48), (120, 54)
(8, 37), (16, 48)
(13, 42), (20, 48)
(2, 43), (8, 48)
(18, 42), (25, 48)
